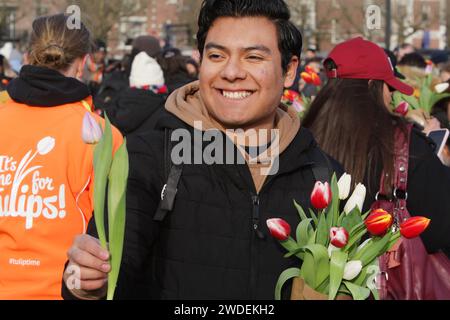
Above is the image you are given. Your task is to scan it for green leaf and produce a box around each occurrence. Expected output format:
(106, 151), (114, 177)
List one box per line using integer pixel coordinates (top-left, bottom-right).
(341, 207), (362, 233)
(307, 229), (317, 244)
(430, 93), (450, 108)
(293, 200), (308, 221)
(386, 231), (401, 251)
(325, 173), (339, 230)
(329, 251), (348, 300)
(300, 244), (330, 290)
(282, 238), (304, 259)
(401, 93), (420, 110)
(300, 250), (316, 289)
(344, 227), (367, 253)
(275, 268), (301, 300)
(296, 218), (313, 248)
(308, 208), (318, 227)
(93, 113), (113, 249)
(315, 212), (329, 247)
(357, 232), (392, 267)
(343, 281), (371, 300)
(107, 140), (129, 300)
(361, 209), (371, 221)
(419, 85), (432, 113)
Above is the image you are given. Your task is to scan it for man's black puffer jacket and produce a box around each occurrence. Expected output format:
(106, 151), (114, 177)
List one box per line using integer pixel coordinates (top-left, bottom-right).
(63, 111), (343, 300)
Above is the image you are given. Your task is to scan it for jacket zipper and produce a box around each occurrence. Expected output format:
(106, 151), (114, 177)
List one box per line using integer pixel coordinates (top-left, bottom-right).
(249, 194), (265, 299)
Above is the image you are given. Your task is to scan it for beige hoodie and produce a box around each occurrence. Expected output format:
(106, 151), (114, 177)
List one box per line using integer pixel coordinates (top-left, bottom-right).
(165, 81), (301, 193)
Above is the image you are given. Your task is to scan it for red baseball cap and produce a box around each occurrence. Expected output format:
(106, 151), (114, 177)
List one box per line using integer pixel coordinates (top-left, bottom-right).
(324, 37), (414, 95)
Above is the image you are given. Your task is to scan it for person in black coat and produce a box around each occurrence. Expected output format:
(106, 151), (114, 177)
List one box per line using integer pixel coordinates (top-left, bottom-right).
(61, 0), (343, 300)
(104, 51), (168, 136)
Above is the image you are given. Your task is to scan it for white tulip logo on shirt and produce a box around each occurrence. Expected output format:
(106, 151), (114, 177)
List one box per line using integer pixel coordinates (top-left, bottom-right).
(0, 137), (67, 229)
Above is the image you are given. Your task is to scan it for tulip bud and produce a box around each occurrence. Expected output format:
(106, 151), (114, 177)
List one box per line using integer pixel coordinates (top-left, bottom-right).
(305, 66), (315, 74)
(344, 183), (366, 214)
(301, 72), (314, 84)
(394, 101), (409, 117)
(435, 82), (450, 94)
(37, 137), (55, 155)
(310, 181), (332, 210)
(266, 218), (291, 241)
(311, 73), (322, 86)
(337, 173), (352, 200)
(365, 209), (393, 236)
(343, 260), (363, 281)
(400, 216), (430, 239)
(82, 112), (103, 145)
(329, 227), (349, 248)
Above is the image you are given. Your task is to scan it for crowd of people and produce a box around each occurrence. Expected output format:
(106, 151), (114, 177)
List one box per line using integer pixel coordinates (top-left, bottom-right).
(0, 0), (449, 301)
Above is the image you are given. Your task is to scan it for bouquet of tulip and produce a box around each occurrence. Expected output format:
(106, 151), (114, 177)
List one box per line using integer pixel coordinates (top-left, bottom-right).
(392, 74), (450, 116)
(267, 173), (430, 300)
(282, 89), (306, 115)
(82, 112), (128, 300)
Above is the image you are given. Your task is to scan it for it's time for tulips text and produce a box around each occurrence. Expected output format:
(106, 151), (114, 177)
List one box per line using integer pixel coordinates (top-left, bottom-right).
(82, 112), (129, 300)
(267, 173), (430, 300)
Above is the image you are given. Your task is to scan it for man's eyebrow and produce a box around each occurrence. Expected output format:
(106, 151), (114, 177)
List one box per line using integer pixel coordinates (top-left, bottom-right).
(204, 43), (272, 54)
(243, 45), (272, 54)
(205, 42), (227, 51)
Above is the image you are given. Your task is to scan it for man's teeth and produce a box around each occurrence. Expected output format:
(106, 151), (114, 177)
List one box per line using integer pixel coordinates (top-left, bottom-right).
(222, 90), (252, 99)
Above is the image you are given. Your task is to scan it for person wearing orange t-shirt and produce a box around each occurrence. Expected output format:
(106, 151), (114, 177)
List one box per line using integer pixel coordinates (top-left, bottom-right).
(0, 14), (122, 300)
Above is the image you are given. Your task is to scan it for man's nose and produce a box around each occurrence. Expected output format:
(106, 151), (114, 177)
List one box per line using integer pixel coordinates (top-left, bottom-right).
(220, 57), (247, 81)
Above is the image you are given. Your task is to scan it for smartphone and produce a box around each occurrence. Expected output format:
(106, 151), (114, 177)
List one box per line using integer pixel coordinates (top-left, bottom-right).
(428, 129), (449, 160)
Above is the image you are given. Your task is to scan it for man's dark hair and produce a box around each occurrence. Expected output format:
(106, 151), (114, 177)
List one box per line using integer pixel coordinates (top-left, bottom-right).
(196, 0), (302, 73)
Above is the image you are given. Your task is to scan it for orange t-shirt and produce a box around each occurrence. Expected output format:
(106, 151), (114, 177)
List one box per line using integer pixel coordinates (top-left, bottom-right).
(0, 99), (122, 299)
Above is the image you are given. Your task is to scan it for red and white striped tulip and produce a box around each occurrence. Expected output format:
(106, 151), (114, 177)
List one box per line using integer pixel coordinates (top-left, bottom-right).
(329, 227), (349, 248)
(266, 218), (291, 241)
(400, 216), (430, 239)
(310, 181), (332, 210)
(394, 101), (409, 116)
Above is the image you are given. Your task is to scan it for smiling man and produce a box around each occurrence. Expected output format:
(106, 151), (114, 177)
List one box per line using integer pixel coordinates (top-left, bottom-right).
(62, 0), (342, 300)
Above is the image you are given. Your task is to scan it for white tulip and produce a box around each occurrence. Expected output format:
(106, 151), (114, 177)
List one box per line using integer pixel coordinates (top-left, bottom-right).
(435, 82), (449, 94)
(344, 183), (366, 214)
(337, 173), (352, 200)
(343, 260), (363, 281)
(37, 137), (56, 155)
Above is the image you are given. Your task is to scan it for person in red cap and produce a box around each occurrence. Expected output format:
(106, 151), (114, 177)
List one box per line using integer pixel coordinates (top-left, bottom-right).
(303, 37), (450, 297)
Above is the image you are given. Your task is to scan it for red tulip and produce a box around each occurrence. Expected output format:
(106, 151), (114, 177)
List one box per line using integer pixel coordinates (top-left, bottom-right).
(311, 73), (322, 86)
(266, 218), (291, 241)
(301, 72), (313, 84)
(394, 101), (409, 116)
(330, 227), (349, 248)
(400, 217), (431, 239)
(365, 209), (393, 236)
(310, 181), (332, 210)
(305, 65), (315, 74)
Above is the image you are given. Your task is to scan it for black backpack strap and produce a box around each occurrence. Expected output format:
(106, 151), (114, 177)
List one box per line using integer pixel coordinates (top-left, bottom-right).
(309, 147), (333, 183)
(154, 129), (183, 222)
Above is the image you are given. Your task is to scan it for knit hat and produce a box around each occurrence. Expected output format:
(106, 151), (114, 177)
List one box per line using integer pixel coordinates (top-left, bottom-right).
(129, 52), (165, 88)
(131, 35), (161, 58)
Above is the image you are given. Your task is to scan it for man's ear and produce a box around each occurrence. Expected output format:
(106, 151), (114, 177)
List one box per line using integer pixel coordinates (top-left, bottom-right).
(283, 55), (299, 88)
